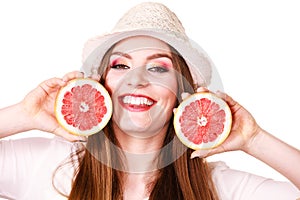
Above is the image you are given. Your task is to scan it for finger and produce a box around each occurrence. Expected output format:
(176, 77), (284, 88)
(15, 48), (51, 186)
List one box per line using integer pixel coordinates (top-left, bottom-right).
(216, 91), (238, 107)
(90, 68), (101, 82)
(181, 87), (211, 101)
(54, 127), (87, 142)
(190, 145), (226, 159)
(181, 92), (190, 100)
(196, 87), (209, 93)
(39, 77), (66, 92)
(62, 71), (84, 82)
(173, 108), (177, 114)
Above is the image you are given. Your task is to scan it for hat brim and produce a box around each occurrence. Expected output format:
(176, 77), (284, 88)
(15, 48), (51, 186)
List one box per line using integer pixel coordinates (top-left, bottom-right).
(81, 29), (214, 87)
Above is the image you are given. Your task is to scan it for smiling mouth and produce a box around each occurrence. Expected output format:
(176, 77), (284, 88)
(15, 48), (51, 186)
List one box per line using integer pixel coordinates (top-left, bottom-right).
(119, 95), (156, 111)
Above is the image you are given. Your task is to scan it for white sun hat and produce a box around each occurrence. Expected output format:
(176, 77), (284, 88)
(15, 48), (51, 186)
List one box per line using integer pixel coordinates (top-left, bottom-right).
(81, 2), (215, 87)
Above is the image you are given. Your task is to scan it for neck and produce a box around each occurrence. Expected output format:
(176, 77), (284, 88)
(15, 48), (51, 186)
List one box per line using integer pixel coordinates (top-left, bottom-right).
(112, 122), (168, 173)
(112, 122), (167, 153)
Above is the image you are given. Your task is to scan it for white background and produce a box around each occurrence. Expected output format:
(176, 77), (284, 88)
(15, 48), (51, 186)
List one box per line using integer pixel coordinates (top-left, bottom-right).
(0, 0), (300, 187)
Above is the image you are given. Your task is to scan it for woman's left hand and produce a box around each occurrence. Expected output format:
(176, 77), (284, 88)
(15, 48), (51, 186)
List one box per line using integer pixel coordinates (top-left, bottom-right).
(188, 87), (262, 158)
(189, 88), (300, 190)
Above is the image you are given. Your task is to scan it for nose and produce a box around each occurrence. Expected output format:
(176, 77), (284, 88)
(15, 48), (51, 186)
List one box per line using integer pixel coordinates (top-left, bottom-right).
(126, 66), (149, 88)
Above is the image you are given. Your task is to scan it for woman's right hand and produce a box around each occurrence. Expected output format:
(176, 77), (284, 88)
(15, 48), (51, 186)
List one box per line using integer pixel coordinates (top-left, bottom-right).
(21, 71), (87, 141)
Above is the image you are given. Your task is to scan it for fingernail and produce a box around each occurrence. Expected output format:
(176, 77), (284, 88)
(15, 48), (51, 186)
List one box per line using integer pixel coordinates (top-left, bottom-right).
(190, 150), (209, 159)
(59, 79), (67, 86)
(77, 136), (87, 142)
(181, 92), (189, 100)
(216, 90), (222, 95)
(216, 90), (225, 99)
(190, 153), (197, 159)
(196, 87), (208, 93)
(190, 152), (201, 159)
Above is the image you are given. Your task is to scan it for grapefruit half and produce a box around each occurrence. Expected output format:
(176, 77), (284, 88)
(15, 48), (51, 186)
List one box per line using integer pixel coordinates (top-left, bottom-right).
(173, 92), (232, 150)
(55, 78), (112, 136)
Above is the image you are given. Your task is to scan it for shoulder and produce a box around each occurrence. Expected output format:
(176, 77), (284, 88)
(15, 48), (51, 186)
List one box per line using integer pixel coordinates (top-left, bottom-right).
(0, 136), (81, 199)
(0, 135), (81, 170)
(0, 136), (78, 174)
(208, 161), (300, 200)
(1, 135), (77, 152)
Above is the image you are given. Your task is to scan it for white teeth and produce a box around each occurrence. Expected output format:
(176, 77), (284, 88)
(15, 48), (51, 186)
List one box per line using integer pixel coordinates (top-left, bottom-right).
(122, 96), (154, 106)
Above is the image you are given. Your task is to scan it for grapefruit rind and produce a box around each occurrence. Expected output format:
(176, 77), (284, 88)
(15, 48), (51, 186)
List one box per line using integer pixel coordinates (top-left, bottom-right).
(173, 92), (232, 150)
(55, 78), (112, 136)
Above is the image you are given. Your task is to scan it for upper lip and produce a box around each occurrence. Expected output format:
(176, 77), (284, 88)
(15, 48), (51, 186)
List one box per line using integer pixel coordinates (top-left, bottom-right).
(118, 94), (157, 106)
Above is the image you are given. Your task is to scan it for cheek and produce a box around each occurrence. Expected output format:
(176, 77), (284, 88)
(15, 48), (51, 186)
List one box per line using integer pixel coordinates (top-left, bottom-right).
(161, 74), (178, 108)
(157, 85), (178, 108)
(104, 71), (122, 94)
(104, 76), (114, 94)
(154, 76), (178, 97)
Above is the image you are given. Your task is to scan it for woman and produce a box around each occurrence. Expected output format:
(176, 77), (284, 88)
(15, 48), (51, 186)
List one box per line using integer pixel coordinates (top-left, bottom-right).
(0, 2), (299, 200)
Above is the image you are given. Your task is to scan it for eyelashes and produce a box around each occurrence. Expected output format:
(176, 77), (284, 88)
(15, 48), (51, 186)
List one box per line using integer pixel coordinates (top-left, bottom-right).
(147, 64), (169, 73)
(110, 64), (129, 70)
(110, 63), (169, 73)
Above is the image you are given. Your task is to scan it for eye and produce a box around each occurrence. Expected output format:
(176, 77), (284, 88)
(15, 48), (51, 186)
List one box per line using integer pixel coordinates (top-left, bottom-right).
(147, 64), (169, 73)
(110, 64), (130, 70)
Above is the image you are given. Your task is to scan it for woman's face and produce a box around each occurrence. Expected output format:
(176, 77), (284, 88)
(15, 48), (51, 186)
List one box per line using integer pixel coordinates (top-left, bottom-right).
(105, 36), (178, 138)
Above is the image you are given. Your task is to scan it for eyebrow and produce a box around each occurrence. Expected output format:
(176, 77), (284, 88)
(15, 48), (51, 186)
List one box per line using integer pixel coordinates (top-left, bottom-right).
(147, 53), (172, 60)
(110, 52), (131, 59)
(110, 52), (172, 61)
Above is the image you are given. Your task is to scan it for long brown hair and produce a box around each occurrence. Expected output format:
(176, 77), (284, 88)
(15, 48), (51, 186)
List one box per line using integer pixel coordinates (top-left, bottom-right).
(62, 40), (219, 200)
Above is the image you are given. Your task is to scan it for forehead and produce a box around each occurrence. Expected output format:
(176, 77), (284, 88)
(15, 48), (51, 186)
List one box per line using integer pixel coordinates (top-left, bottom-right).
(112, 36), (171, 54)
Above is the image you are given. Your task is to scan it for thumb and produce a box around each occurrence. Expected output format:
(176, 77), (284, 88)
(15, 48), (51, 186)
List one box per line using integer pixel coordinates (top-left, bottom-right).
(54, 127), (87, 142)
(190, 145), (226, 159)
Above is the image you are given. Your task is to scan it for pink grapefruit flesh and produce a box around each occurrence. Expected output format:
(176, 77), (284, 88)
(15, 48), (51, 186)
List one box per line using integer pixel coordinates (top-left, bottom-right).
(173, 92), (232, 150)
(55, 78), (112, 136)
